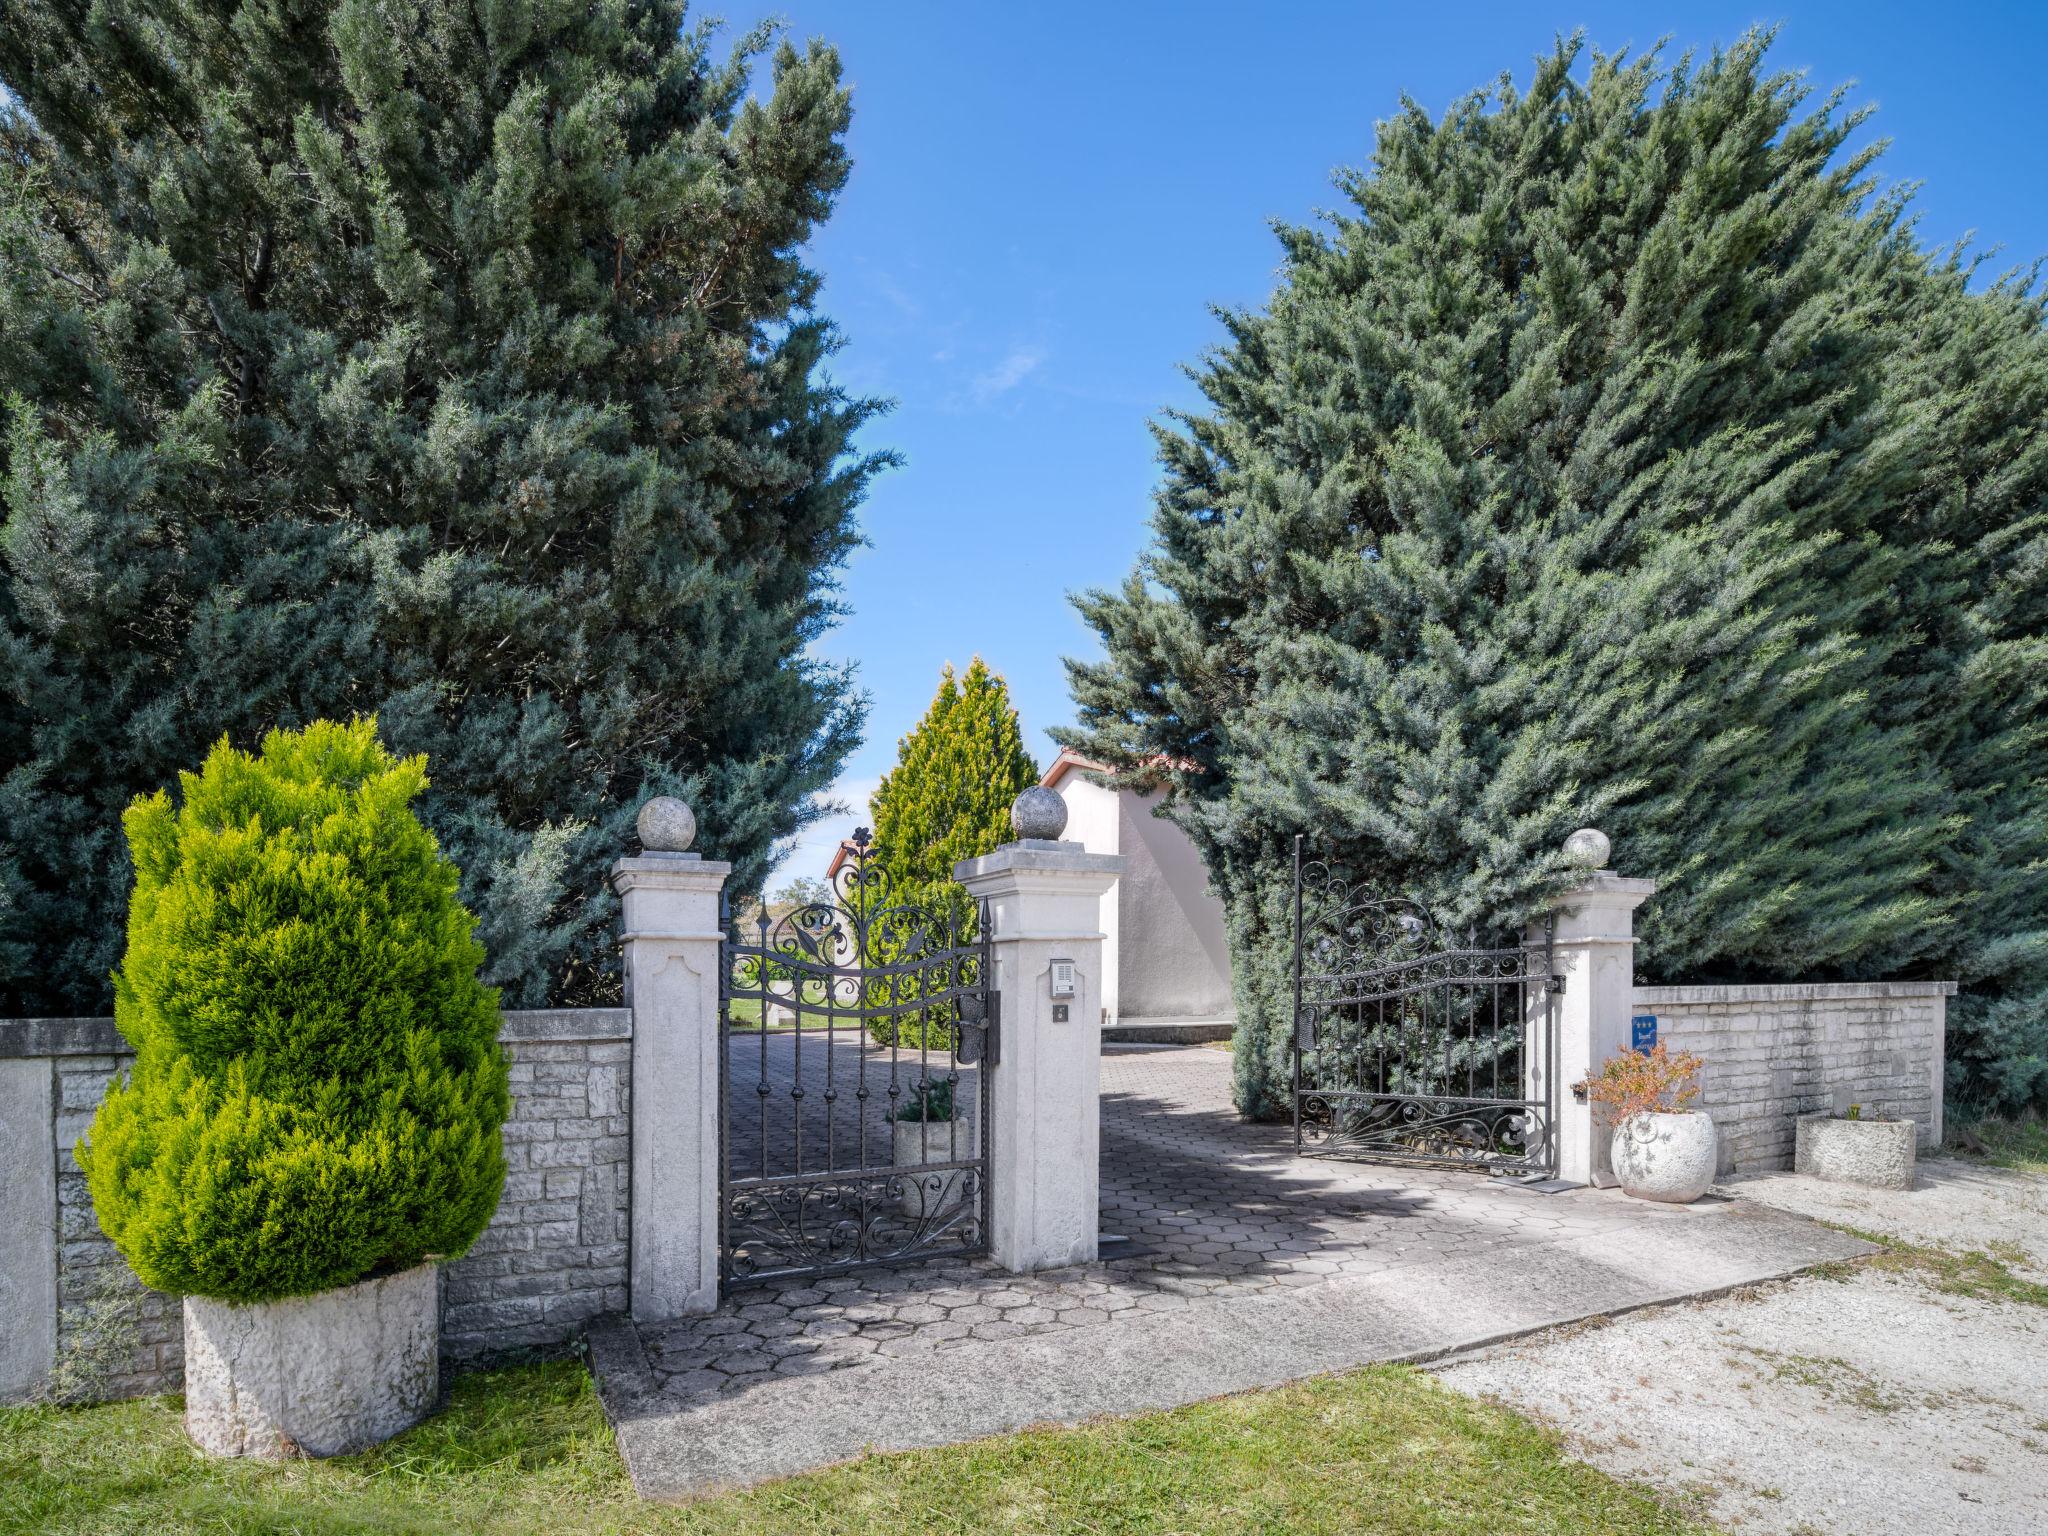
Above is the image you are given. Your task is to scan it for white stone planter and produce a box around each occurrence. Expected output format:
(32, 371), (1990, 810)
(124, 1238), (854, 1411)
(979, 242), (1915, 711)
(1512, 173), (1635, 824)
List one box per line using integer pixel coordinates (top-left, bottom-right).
(1610, 1111), (1717, 1203)
(893, 1116), (978, 1221)
(183, 1263), (438, 1458)
(1795, 1112), (1916, 1190)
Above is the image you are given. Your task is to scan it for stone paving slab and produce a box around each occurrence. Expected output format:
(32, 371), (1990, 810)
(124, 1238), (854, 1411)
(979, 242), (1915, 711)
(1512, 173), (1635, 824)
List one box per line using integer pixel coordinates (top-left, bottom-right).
(591, 1046), (1873, 1499)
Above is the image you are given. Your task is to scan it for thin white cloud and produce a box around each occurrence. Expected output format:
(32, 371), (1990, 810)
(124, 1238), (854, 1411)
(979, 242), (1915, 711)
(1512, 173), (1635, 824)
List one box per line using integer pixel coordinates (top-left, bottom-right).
(969, 344), (1046, 403)
(870, 271), (923, 321)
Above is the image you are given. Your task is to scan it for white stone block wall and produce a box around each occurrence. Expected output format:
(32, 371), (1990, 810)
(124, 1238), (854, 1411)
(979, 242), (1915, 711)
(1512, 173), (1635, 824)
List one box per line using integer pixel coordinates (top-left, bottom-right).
(1631, 982), (1951, 1176)
(441, 1011), (632, 1360)
(2, 1008), (631, 1403)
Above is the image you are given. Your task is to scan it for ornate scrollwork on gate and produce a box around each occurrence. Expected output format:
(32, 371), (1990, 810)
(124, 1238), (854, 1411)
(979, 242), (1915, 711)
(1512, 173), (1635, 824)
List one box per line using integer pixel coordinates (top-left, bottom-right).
(720, 828), (995, 1290)
(1290, 838), (1558, 1176)
(734, 828), (982, 1019)
(724, 1167), (985, 1285)
(1297, 1092), (1553, 1168)
(1296, 856), (1437, 977)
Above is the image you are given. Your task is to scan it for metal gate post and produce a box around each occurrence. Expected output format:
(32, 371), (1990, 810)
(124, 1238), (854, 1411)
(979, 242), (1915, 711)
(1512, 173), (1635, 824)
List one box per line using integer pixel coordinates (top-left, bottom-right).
(611, 797), (731, 1322)
(956, 788), (1124, 1274)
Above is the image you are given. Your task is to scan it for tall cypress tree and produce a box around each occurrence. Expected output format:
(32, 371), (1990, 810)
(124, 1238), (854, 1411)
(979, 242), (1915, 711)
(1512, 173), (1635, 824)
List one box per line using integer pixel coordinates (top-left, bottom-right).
(0, 2), (882, 1012)
(1063, 33), (2048, 1119)
(869, 657), (1039, 914)
(851, 658), (1036, 1049)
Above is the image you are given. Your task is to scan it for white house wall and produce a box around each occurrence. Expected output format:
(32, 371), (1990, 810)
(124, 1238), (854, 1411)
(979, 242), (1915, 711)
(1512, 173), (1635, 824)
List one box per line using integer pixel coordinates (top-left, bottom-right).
(1059, 772), (1121, 1027)
(1113, 789), (1232, 1023)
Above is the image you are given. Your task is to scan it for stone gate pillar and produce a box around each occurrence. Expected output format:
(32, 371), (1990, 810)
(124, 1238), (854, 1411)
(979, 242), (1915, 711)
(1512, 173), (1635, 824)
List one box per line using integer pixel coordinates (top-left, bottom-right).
(611, 797), (729, 1321)
(1531, 828), (1658, 1187)
(956, 787), (1124, 1273)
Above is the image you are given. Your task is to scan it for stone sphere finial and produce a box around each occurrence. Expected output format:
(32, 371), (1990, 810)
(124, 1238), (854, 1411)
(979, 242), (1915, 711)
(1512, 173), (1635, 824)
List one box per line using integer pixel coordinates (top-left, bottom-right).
(1563, 827), (1611, 870)
(1010, 784), (1069, 842)
(637, 795), (697, 854)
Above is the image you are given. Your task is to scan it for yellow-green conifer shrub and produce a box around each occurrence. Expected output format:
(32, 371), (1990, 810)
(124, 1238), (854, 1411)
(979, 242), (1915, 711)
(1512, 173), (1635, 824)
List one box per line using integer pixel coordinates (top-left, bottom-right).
(78, 719), (509, 1303)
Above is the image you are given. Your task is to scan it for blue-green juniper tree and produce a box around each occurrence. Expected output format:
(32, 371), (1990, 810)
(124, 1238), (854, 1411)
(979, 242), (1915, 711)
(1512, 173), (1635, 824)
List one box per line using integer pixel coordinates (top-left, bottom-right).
(0, 1), (883, 1011)
(1062, 33), (2048, 1119)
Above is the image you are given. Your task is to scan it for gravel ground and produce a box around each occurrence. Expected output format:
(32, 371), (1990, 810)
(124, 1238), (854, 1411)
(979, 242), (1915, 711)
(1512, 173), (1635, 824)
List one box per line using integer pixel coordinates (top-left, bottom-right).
(1730, 1159), (2048, 1279)
(1436, 1159), (2048, 1536)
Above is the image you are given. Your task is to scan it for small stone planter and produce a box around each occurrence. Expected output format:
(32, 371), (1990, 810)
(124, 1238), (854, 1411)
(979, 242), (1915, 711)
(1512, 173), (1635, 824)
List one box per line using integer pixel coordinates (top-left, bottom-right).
(1795, 1112), (1916, 1190)
(1610, 1110), (1717, 1203)
(893, 1115), (978, 1221)
(183, 1262), (438, 1458)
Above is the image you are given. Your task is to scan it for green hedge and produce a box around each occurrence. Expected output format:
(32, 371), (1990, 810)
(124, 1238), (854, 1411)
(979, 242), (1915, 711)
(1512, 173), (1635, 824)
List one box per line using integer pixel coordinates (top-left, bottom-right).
(78, 720), (509, 1303)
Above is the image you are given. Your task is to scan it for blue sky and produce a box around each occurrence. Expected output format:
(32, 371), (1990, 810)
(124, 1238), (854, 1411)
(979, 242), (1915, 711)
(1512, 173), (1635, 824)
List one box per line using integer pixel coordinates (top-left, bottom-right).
(733, 1), (2048, 882)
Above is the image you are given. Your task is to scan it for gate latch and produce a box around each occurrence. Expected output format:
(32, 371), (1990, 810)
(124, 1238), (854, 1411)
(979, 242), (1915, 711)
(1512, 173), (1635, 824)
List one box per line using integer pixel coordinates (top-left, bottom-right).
(957, 990), (999, 1066)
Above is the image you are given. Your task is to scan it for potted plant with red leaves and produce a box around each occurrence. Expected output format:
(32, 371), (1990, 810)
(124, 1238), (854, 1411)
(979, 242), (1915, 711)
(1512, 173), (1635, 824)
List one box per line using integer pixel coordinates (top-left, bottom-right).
(1576, 1043), (1716, 1203)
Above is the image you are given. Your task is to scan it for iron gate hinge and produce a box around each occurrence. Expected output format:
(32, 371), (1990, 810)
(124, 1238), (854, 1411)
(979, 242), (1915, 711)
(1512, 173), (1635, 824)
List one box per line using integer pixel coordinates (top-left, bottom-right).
(959, 989), (999, 1066)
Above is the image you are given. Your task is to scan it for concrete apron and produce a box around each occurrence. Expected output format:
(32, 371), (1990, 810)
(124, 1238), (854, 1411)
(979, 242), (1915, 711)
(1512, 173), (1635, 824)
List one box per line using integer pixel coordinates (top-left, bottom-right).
(590, 1197), (1870, 1500)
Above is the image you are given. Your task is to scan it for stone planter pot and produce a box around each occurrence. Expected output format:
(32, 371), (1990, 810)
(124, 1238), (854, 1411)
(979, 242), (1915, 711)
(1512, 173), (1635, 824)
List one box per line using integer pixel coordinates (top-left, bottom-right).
(1611, 1111), (1717, 1203)
(1795, 1112), (1916, 1190)
(183, 1262), (438, 1459)
(893, 1115), (978, 1221)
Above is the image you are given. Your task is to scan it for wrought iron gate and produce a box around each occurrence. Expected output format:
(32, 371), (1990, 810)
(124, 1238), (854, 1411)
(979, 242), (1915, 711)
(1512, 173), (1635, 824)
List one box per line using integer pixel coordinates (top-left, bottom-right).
(719, 830), (996, 1290)
(1289, 837), (1559, 1175)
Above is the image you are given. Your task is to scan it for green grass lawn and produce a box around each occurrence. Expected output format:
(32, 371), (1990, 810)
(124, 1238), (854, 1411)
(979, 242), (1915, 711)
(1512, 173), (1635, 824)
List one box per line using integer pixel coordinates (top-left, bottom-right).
(721, 993), (789, 1031)
(726, 979), (876, 1032)
(724, 978), (827, 1032)
(1817, 1221), (2048, 1309)
(0, 1359), (1717, 1536)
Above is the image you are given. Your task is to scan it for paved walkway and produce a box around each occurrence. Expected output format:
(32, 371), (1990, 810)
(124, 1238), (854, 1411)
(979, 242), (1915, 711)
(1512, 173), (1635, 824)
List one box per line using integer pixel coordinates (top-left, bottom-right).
(591, 1045), (1871, 1498)
(725, 1025), (981, 1182)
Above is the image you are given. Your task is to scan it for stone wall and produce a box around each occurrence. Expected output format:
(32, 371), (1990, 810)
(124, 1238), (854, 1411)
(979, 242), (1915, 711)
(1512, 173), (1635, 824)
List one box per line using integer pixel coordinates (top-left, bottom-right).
(1632, 981), (1951, 1176)
(1, 1008), (630, 1404)
(442, 1011), (631, 1361)
(53, 1036), (184, 1402)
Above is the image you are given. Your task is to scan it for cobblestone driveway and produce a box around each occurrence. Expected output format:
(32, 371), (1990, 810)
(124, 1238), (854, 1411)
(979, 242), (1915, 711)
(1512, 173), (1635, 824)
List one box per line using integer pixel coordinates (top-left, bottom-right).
(595, 1042), (1870, 1495)
(724, 1024), (979, 1181)
(637, 1044), (1718, 1392)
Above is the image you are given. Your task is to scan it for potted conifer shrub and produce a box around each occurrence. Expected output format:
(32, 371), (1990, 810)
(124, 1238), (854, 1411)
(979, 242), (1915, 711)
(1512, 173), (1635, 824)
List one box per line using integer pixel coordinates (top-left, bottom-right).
(78, 720), (509, 1458)
(1578, 1043), (1718, 1203)
(892, 1078), (976, 1220)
